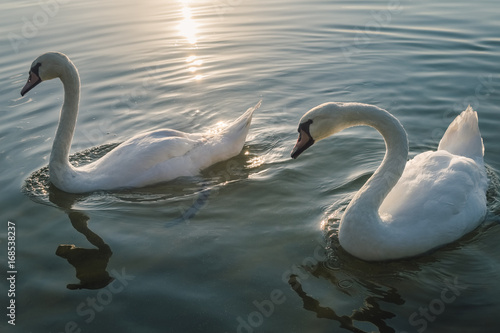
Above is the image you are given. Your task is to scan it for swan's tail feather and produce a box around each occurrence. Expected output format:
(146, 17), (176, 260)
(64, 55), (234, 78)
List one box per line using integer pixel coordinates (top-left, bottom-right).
(438, 106), (484, 161)
(234, 100), (261, 129)
(221, 100), (261, 139)
(203, 100), (260, 163)
(187, 101), (260, 173)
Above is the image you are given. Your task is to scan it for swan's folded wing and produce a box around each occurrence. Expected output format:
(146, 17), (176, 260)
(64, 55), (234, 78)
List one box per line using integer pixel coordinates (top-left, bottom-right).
(379, 150), (488, 235)
(80, 129), (203, 179)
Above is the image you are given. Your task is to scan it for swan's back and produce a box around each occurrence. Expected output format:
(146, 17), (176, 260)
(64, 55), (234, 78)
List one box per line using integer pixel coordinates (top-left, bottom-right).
(55, 103), (259, 193)
(438, 106), (484, 162)
(378, 107), (488, 254)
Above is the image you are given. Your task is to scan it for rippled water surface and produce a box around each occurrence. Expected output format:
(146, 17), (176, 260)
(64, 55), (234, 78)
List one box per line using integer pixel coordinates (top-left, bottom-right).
(2, 0), (500, 332)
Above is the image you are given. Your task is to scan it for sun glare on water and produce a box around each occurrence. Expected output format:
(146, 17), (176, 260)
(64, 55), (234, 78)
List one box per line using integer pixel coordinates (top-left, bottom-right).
(177, 0), (198, 45)
(177, 0), (205, 81)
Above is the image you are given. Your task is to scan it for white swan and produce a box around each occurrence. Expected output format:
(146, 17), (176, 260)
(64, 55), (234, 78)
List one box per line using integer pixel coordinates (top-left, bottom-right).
(291, 102), (488, 261)
(21, 52), (260, 193)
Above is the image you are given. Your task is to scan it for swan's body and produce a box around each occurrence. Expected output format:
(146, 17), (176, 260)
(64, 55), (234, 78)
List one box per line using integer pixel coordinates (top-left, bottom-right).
(291, 102), (488, 261)
(21, 52), (259, 193)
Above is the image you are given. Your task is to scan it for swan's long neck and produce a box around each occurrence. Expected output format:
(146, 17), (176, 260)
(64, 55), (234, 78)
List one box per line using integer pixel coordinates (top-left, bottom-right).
(49, 61), (80, 174)
(339, 106), (409, 224)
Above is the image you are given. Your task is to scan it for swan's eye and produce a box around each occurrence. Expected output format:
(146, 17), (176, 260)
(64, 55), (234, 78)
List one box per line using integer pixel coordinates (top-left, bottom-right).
(298, 119), (313, 137)
(31, 62), (42, 77)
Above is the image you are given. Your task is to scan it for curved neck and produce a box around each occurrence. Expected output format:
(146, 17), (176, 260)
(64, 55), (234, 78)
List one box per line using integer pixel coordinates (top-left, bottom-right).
(343, 106), (409, 216)
(50, 62), (80, 169)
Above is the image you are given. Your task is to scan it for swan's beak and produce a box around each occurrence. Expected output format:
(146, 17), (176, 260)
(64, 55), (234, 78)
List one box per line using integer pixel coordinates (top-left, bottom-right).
(21, 70), (42, 96)
(291, 128), (315, 159)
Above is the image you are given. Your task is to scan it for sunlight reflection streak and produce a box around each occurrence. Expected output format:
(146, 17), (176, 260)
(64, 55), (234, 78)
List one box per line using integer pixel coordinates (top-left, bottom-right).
(177, 0), (198, 45)
(177, 0), (204, 81)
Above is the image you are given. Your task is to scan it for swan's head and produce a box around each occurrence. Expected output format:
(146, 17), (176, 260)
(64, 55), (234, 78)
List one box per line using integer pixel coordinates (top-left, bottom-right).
(21, 52), (74, 96)
(291, 102), (349, 159)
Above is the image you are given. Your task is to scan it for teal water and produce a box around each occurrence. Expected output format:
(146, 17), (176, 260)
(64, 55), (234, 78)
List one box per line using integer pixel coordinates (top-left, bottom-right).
(2, 0), (500, 332)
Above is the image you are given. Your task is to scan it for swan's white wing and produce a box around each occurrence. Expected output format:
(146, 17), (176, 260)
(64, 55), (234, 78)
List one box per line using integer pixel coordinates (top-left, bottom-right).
(65, 102), (259, 192)
(89, 101), (259, 179)
(90, 130), (202, 168)
(379, 150), (488, 241)
(78, 129), (203, 188)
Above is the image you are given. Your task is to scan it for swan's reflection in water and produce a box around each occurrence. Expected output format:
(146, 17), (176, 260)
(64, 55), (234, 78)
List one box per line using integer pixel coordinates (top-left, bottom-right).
(285, 218), (428, 333)
(288, 271), (404, 333)
(56, 212), (113, 290)
(48, 185), (114, 290)
(25, 146), (257, 291)
(292, 176), (500, 333)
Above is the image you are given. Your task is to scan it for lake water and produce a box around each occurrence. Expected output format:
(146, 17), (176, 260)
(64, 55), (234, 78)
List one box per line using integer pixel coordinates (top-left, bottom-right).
(2, 0), (500, 332)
